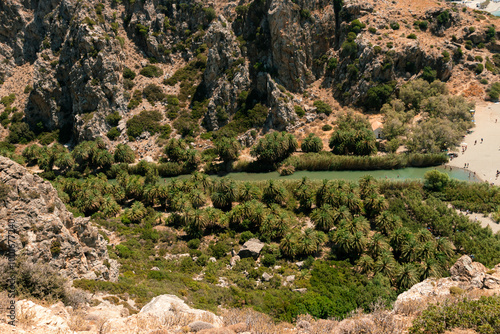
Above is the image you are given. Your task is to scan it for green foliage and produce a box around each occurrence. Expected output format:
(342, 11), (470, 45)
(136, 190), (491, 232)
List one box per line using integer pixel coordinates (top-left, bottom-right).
(476, 63), (484, 74)
(123, 67), (136, 80)
(365, 83), (395, 110)
(114, 144), (135, 163)
(294, 105), (305, 117)
(329, 113), (377, 156)
(106, 127), (121, 140)
(136, 23), (149, 37)
(143, 84), (166, 103)
(407, 33), (417, 40)
(105, 111), (122, 126)
(251, 132), (298, 164)
(215, 137), (241, 163)
(390, 22), (400, 30)
(313, 100), (332, 115)
(126, 110), (163, 138)
(422, 66), (437, 83)
(410, 296), (500, 334)
(436, 10), (450, 25)
(322, 124), (333, 131)
(140, 65), (163, 78)
(7, 122), (35, 144)
(488, 82), (500, 100)
(424, 170), (450, 191)
(327, 57), (338, 71)
(301, 133), (323, 153)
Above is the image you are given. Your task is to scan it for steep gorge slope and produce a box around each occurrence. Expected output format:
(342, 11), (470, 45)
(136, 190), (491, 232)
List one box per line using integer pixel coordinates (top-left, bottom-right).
(0, 0), (499, 146)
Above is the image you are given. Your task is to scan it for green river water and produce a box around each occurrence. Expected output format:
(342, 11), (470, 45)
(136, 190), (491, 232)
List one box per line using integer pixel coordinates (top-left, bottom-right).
(152, 166), (480, 183)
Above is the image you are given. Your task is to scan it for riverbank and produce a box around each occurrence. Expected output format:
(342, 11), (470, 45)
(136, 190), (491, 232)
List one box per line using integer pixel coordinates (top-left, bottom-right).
(447, 102), (500, 185)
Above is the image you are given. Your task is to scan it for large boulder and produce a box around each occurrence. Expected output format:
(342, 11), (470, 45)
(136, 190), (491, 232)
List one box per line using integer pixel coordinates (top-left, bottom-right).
(238, 238), (264, 259)
(0, 156), (118, 281)
(450, 255), (487, 282)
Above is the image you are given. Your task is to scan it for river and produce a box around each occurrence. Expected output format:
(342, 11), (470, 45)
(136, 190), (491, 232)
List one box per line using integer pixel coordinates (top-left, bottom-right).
(147, 166), (481, 183)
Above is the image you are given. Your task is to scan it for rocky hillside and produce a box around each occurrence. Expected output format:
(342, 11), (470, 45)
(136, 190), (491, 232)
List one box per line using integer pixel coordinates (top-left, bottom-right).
(1, 255), (499, 333)
(0, 156), (118, 280)
(0, 0), (499, 150)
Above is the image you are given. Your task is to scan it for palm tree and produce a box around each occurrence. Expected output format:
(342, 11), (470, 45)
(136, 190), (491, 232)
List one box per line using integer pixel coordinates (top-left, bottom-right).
(101, 195), (121, 218)
(374, 252), (397, 278)
(280, 232), (298, 259)
(204, 207), (223, 230)
(436, 237), (454, 258)
(390, 227), (413, 259)
(210, 178), (238, 211)
(356, 255), (375, 274)
(364, 194), (389, 219)
(343, 216), (370, 235)
(239, 182), (261, 202)
(249, 200), (267, 227)
(333, 205), (352, 225)
(22, 144), (43, 165)
(358, 175), (377, 199)
(415, 229), (434, 243)
(368, 233), (389, 259)
(419, 258), (442, 280)
(114, 144), (135, 163)
(294, 182), (314, 211)
(315, 179), (330, 207)
(418, 241), (437, 261)
(190, 189), (207, 209)
(127, 201), (146, 223)
(311, 204), (336, 232)
(54, 152), (75, 171)
(375, 211), (401, 235)
(344, 192), (363, 214)
(301, 133), (323, 153)
(401, 237), (420, 263)
(395, 263), (419, 290)
(351, 231), (367, 256)
(262, 180), (287, 206)
(186, 209), (207, 237)
(92, 149), (114, 170)
(125, 175), (145, 200)
(332, 228), (352, 255)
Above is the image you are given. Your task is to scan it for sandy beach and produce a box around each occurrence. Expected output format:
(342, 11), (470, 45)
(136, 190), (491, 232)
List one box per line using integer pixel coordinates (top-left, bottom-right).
(447, 102), (500, 185)
(465, 0), (500, 14)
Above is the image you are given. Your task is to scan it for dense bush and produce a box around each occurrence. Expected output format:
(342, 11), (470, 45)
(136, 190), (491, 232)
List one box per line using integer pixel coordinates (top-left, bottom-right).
(215, 137), (241, 163)
(140, 65), (163, 78)
(143, 84), (166, 103)
(123, 67), (136, 80)
(105, 111), (122, 126)
(410, 296), (500, 334)
(251, 132), (298, 164)
(126, 110), (164, 138)
(301, 133), (323, 153)
(313, 100), (332, 115)
(365, 83), (395, 110)
(329, 113), (377, 156)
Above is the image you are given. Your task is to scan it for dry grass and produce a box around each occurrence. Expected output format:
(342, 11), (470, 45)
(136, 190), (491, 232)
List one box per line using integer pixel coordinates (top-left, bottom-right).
(68, 309), (92, 331)
(17, 304), (37, 329)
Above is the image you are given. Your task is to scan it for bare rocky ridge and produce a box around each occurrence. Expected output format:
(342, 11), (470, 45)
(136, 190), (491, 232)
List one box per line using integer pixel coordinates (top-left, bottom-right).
(0, 156), (118, 281)
(1, 0), (499, 144)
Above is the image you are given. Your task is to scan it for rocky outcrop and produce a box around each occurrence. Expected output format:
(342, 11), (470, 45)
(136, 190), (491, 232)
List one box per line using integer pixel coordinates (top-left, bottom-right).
(0, 156), (118, 281)
(238, 238), (264, 259)
(394, 255), (500, 312)
(202, 16), (251, 131)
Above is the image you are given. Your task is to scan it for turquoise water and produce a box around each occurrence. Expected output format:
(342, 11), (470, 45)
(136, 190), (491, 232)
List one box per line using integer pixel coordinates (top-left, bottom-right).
(208, 166), (479, 182)
(492, 10), (500, 16)
(149, 166), (480, 183)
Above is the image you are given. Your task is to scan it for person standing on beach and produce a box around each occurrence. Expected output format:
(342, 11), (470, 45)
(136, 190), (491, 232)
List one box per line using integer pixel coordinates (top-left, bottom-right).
(481, 138), (484, 143)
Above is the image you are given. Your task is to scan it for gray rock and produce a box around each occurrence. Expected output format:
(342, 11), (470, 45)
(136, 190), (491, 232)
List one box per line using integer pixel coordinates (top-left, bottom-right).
(262, 272), (272, 282)
(450, 255), (487, 282)
(238, 238), (265, 259)
(0, 157), (118, 281)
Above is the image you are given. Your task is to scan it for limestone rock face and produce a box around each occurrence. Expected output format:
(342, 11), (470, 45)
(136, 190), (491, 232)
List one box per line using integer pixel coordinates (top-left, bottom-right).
(202, 16), (251, 131)
(0, 156), (118, 281)
(238, 238), (264, 259)
(394, 255), (500, 312)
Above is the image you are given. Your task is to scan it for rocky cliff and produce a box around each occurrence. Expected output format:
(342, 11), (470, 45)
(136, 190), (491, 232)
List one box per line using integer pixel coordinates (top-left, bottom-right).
(0, 156), (118, 281)
(0, 0), (499, 144)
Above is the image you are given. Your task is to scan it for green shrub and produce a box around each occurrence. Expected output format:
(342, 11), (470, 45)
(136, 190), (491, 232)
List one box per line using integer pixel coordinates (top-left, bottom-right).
(488, 82), (500, 100)
(140, 65), (163, 78)
(301, 133), (323, 153)
(187, 238), (201, 249)
(105, 111), (122, 126)
(436, 10), (450, 25)
(313, 100), (332, 115)
(240, 231), (254, 244)
(390, 22), (400, 30)
(106, 127), (121, 140)
(123, 67), (136, 80)
(327, 57), (338, 71)
(50, 240), (61, 255)
(475, 63), (484, 74)
(365, 83), (395, 110)
(322, 124), (333, 131)
(251, 132), (298, 164)
(143, 84), (166, 103)
(407, 33), (417, 40)
(424, 170), (450, 191)
(368, 27), (377, 34)
(329, 112), (377, 156)
(126, 110), (163, 138)
(294, 105), (305, 117)
(422, 66), (437, 83)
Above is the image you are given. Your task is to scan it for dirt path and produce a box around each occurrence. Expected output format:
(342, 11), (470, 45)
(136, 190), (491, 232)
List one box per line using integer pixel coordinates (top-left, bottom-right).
(455, 208), (500, 234)
(447, 103), (500, 185)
